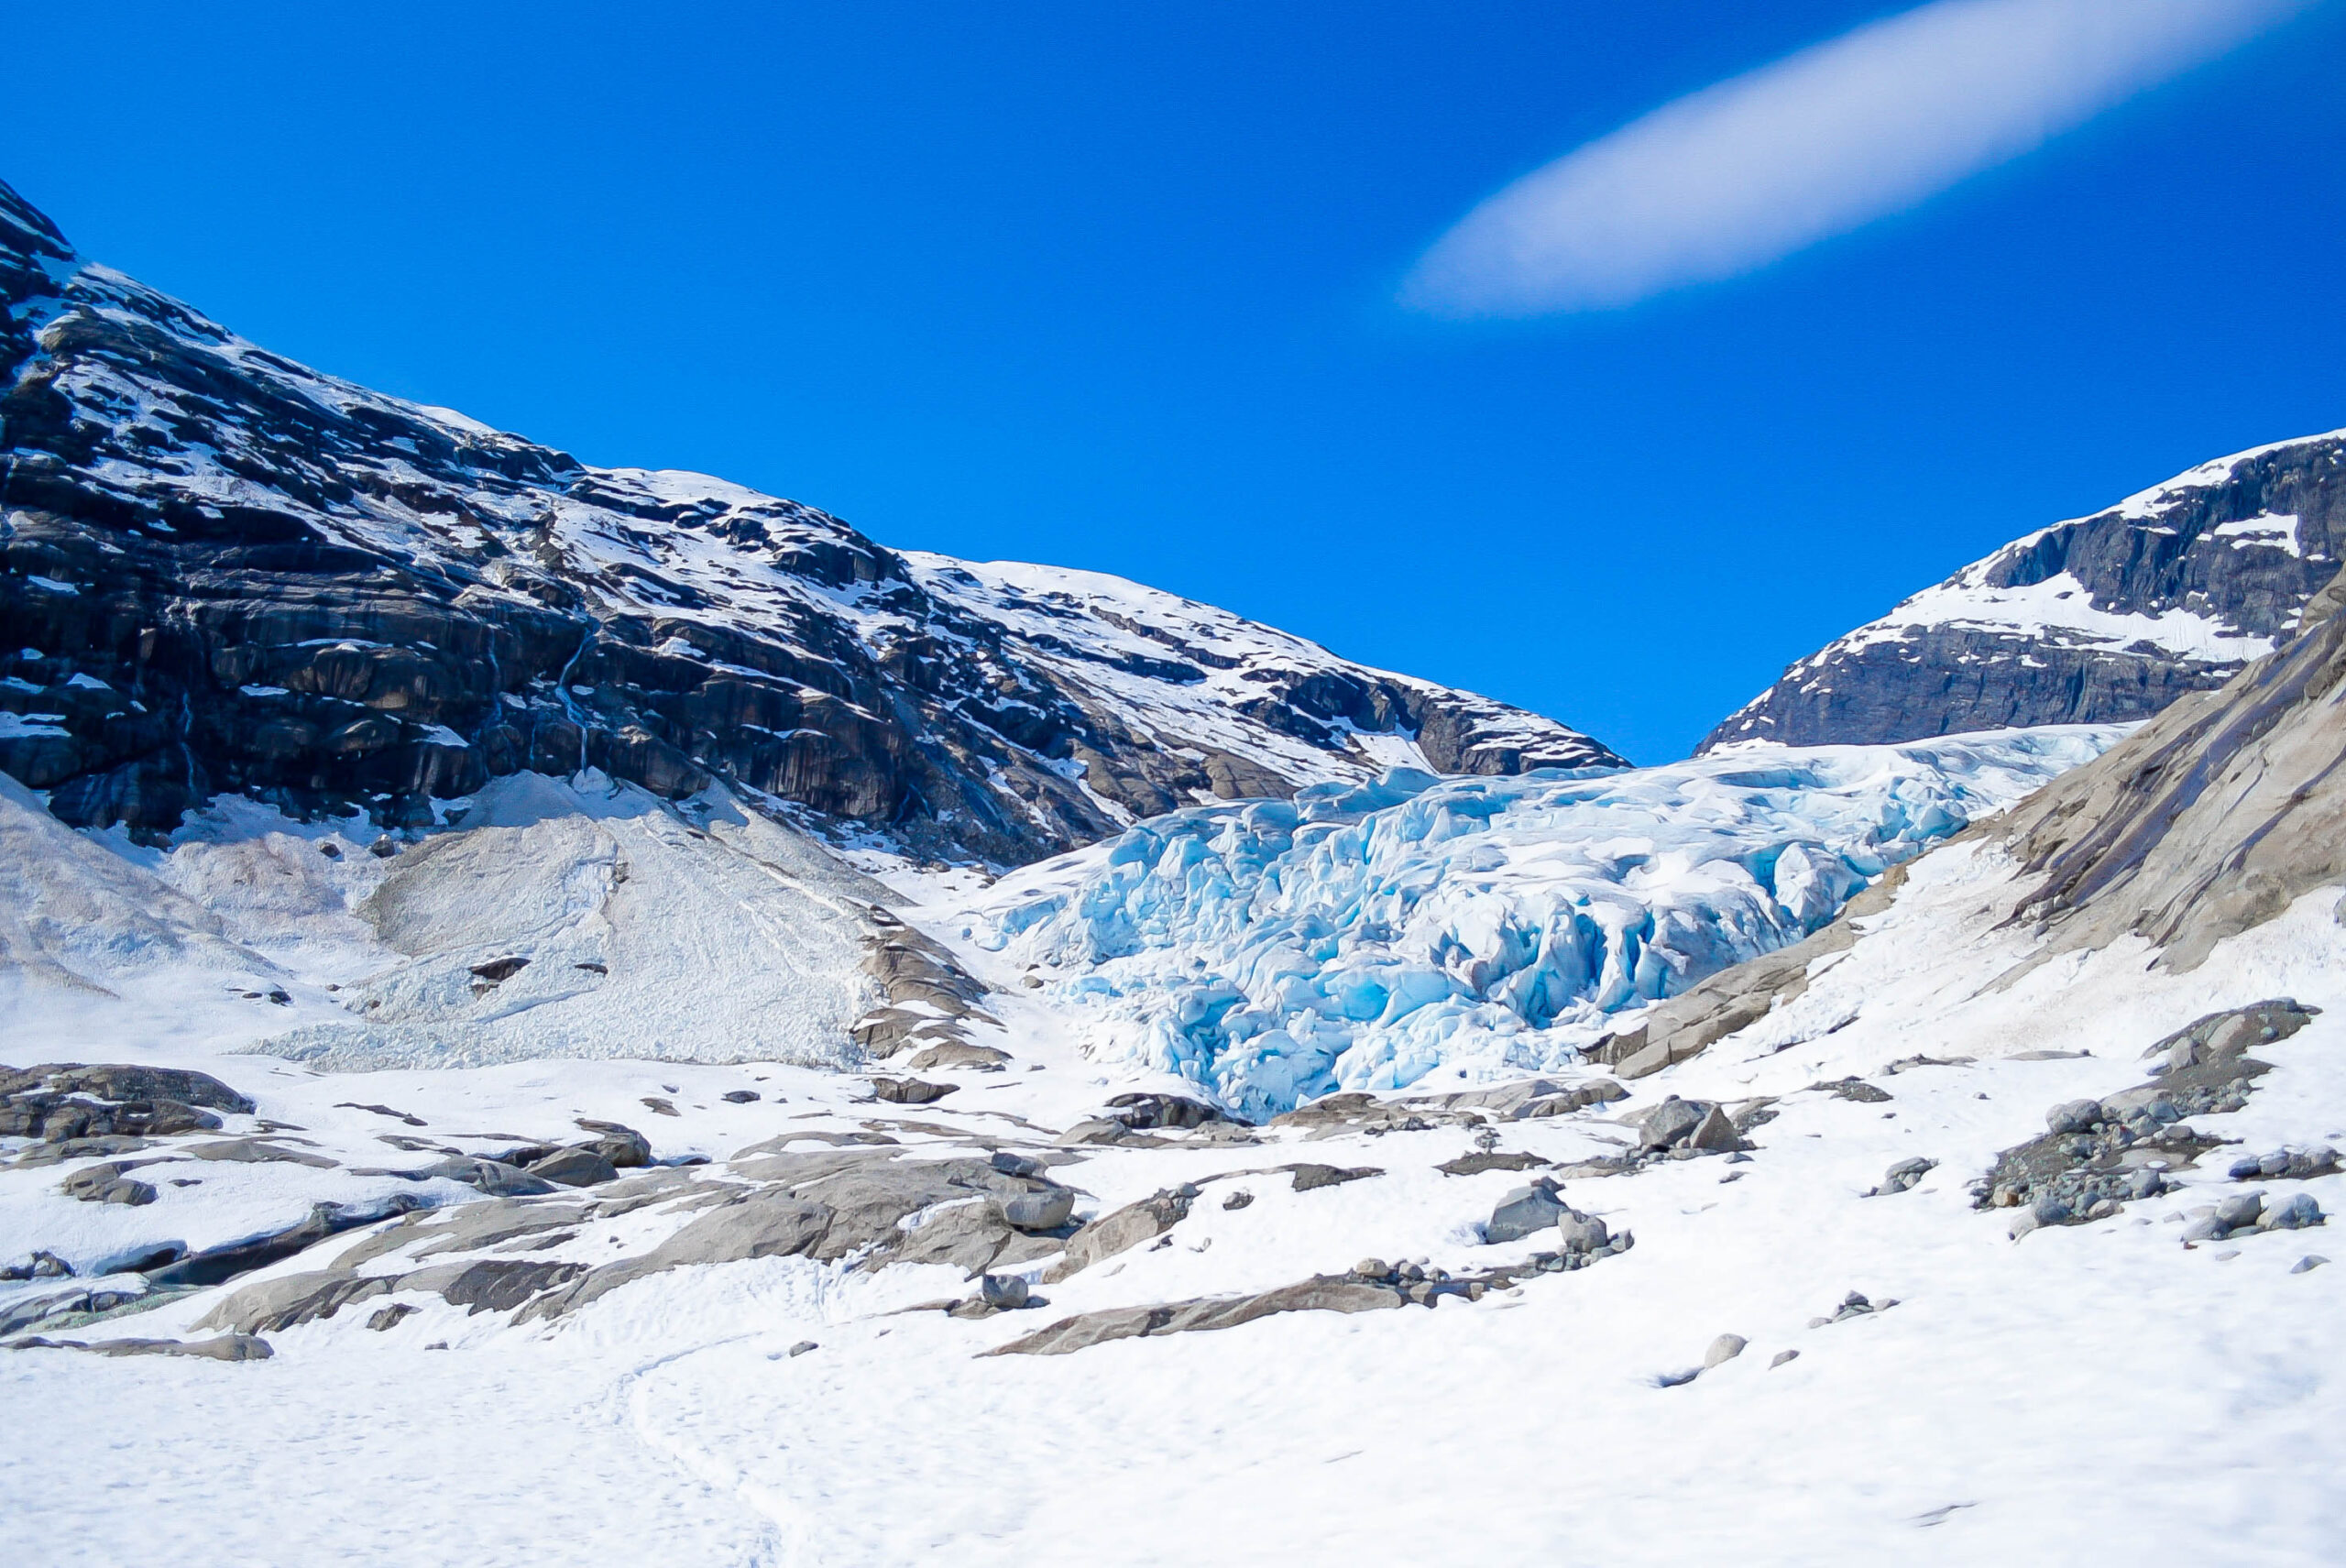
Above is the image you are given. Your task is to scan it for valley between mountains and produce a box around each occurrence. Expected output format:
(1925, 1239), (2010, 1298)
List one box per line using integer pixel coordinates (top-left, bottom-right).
(5, 178), (2345, 1565)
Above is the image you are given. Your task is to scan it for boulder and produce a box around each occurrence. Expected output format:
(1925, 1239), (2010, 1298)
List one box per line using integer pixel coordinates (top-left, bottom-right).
(2045, 1100), (2103, 1135)
(574, 1119), (652, 1167)
(989, 1151), (1046, 1179)
(1555, 1209), (1610, 1255)
(1001, 1190), (1076, 1233)
(979, 1274), (1030, 1310)
(871, 1077), (956, 1106)
(1683, 1105), (1743, 1154)
(60, 1163), (157, 1206)
(1105, 1092), (1226, 1130)
(525, 1146), (619, 1187)
(1485, 1182), (1564, 1245)
(1633, 1096), (1709, 1151)
(1705, 1333), (1748, 1368)
(721, 1090), (761, 1103)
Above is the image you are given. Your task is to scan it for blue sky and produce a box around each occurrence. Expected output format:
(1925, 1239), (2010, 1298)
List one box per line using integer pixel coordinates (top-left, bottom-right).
(13, 2), (2344, 762)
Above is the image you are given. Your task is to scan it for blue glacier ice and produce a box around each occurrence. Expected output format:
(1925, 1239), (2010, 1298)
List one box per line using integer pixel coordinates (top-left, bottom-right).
(978, 728), (2122, 1119)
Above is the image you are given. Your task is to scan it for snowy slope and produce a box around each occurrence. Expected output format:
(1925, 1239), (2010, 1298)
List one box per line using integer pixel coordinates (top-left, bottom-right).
(1705, 427), (2346, 750)
(0, 176), (1617, 866)
(955, 729), (2117, 1116)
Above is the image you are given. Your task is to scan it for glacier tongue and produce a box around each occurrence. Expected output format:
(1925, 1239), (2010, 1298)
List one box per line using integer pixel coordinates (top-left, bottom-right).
(974, 727), (2122, 1117)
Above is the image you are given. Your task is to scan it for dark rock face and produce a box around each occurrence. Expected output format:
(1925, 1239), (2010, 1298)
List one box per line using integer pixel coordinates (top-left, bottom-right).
(1704, 432), (2346, 751)
(0, 178), (1618, 861)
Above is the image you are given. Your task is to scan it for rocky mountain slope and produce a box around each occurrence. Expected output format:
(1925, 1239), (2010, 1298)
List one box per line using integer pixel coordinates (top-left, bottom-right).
(1703, 428), (2346, 751)
(0, 178), (1617, 866)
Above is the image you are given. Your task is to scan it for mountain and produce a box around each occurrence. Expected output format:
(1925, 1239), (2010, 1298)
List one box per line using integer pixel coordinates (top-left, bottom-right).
(0, 178), (1619, 865)
(1702, 428), (2346, 752)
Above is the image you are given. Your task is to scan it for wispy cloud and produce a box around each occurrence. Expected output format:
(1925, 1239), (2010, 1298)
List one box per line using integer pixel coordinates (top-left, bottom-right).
(1403, 0), (2312, 317)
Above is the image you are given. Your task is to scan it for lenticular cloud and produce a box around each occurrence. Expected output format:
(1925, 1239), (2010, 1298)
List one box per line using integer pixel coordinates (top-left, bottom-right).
(1403, 0), (2311, 316)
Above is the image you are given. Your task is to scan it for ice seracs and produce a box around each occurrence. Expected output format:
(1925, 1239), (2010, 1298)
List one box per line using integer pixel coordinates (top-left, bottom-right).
(965, 726), (2119, 1117)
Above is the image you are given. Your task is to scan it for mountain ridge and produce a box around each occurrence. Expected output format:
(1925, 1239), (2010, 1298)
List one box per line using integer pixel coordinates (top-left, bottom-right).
(0, 177), (1620, 864)
(1702, 426), (2346, 752)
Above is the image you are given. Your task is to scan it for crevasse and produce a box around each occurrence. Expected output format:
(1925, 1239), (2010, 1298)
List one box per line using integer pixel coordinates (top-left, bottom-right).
(980, 727), (2121, 1118)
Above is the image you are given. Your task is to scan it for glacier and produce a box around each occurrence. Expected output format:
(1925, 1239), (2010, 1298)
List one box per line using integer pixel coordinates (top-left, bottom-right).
(973, 727), (2121, 1117)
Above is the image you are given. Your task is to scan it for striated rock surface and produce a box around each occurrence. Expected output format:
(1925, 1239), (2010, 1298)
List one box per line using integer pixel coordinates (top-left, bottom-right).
(0, 178), (1617, 862)
(1705, 430), (2346, 751)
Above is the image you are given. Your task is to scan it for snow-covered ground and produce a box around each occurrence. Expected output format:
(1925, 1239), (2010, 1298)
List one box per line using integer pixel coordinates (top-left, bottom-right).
(4, 734), (2342, 1565)
(948, 729), (2117, 1116)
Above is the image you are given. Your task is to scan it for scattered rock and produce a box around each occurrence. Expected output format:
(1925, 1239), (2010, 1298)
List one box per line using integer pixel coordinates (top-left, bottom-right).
(2227, 1146), (2339, 1182)
(640, 1097), (680, 1118)
(1811, 1078), (1891, 1103)
(1437, 1149), (1551, 1177)
(1868, 1157), (1936, 1197)
(1809, 1291), (1891, 1327)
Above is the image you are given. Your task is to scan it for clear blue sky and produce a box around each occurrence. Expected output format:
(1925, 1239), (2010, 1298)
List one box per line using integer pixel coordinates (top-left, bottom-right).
(13, 2), (2344, 762)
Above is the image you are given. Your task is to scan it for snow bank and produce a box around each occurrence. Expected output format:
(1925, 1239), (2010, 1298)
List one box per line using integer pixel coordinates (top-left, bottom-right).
(975, 728), (2121, 1117)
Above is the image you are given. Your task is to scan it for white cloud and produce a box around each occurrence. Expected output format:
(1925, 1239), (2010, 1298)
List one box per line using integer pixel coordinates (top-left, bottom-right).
(1402, 0), (2313, 316)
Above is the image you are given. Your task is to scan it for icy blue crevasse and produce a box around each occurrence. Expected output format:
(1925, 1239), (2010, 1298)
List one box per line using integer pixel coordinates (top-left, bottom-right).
(979, 729), (2122, 1120)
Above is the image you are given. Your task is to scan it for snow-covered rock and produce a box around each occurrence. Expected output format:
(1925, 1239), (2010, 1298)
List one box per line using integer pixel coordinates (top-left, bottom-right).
(1705, 428), (2346, 751)
(969, 727), (2118, 1116)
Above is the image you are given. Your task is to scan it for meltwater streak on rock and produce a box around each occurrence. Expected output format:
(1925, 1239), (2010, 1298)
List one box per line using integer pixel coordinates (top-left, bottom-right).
(1704, 429), (2346, 751)
(980, 729), (2117, 1117)
(0, 177), (1618, 865)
